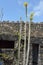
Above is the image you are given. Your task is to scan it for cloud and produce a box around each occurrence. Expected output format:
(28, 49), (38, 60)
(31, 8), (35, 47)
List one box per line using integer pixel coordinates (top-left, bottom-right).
(33, 0), (43, 16)
(17, 0), (22, 6)
(34, 11), (40, 16)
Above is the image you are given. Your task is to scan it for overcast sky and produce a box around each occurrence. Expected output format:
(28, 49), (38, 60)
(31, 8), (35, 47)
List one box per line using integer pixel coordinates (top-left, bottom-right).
(0, 0), (43, 22)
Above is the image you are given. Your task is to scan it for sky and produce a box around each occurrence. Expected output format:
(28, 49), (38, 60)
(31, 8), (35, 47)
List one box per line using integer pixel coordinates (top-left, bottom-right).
(0, 0), (43, 22)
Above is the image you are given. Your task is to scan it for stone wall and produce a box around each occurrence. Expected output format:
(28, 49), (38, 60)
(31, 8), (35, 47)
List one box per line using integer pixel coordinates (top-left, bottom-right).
(0, 21), (43, 65)
(0, 21), (43, 38)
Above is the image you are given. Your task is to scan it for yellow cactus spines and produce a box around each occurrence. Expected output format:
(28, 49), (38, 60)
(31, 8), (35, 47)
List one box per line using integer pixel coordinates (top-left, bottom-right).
(24, 2), (28, 6)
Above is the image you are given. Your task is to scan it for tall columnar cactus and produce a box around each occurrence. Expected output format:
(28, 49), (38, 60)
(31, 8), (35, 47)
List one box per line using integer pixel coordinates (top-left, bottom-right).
(18, 17), (22, 65)
(23, 2), (28, 65)
(26, 12), (34, 65)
